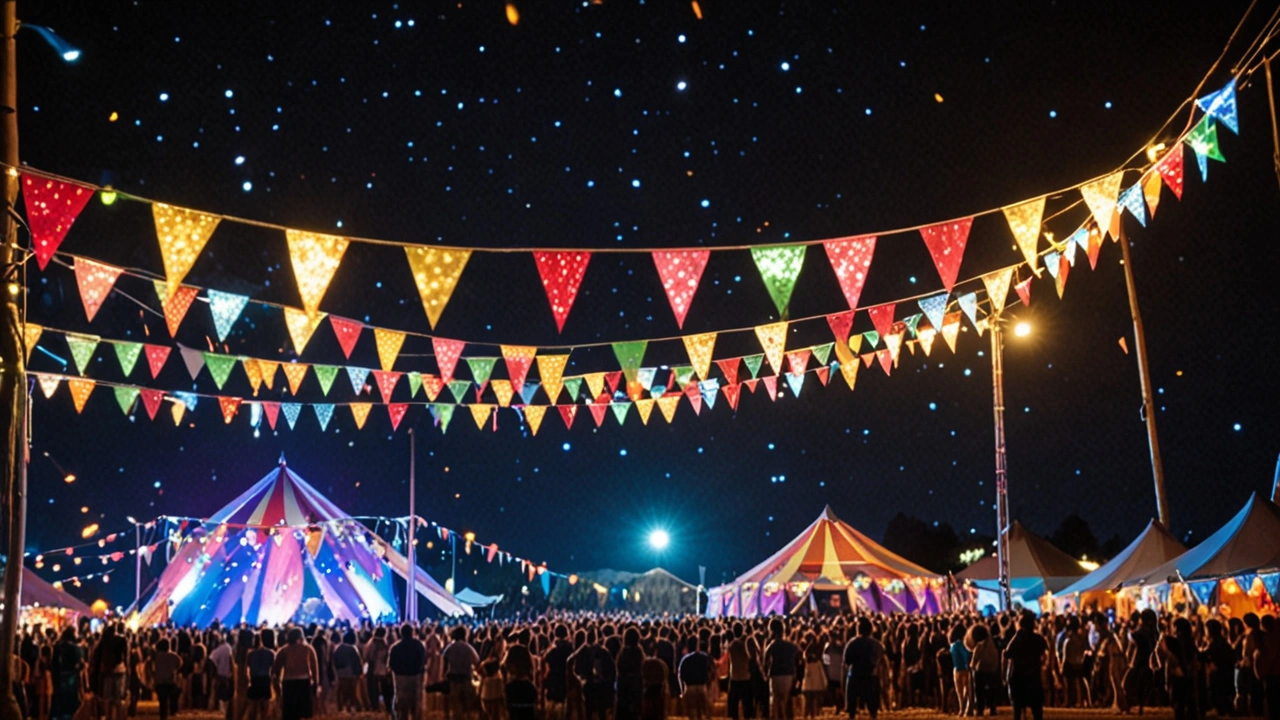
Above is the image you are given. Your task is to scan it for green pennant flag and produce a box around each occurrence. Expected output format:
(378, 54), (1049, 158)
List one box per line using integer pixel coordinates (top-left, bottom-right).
(66, 335), (100, 376)
(743, 354), (765, 379)
(863, 330), (880, 348)
(810, 342), (834, 366)
(466, 357), (497, 388)
(113, 341), (143, 377)
(611, 341), (648, 383)
(611, 401), (631, 425)
(447, 380), (471, 404)
(750, 245), (807, 316)
(203, 352), (239, 390)
(673, 366), (696, 389)
(563, 377), (583, 402)
(904, 314), (923, 338)
(313, 365), (340, 396)
(407, 371), (423, 398)
(113, 386), (140, 415)
(431, 403), (455, 433)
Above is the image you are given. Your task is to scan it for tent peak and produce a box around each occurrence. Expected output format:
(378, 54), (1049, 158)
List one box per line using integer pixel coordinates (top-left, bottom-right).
(278, 452), (287, 467)
(819, 505), (840, 522)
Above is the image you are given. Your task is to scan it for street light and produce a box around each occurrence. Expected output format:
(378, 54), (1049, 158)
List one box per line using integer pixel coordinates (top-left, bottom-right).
(647, 529), (670, 551)
(990, 314), (1029, 611)
(21, 24), (80, 63)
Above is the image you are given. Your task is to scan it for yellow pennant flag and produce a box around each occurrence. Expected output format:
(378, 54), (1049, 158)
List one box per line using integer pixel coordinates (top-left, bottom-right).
(285, 229), (350, 318)
(470, 404), (493, 430)
(305, 527), (325, 558)
(635, 398), (655, 425)
(405, 245), (472, 328)
(170, 399), (186, 426)
(982, 268), (1014, 316)
(1142, 171), (1162, 218)
(754, 321), (788, 375)
(584, 372), (605, 399)
(67, 378), (95, 413)
(682, 332), (717, 380)
(537, 355), (569, 405)
(1080, 172), (1125, 239)
(374, 328), (406, 373)
(656, 395), (680, 423)
(1002, 197), (1045, 275)
(36, 374), (61, 399)
(258, 360), (279, 390)
(490, 379), (514, 407)
(282, 363), (309, 395)
(23, 323), (42, 361)
(283, 307), (327, 355)
(836, 349), (859, 391)
(350, 402), (372, 430)
(918, 326), (936, 356)
(523, 405), (547, 436)
(941, 312), (962, 353)
(153, 204), (222, 297)
(243, 358), (263, 396)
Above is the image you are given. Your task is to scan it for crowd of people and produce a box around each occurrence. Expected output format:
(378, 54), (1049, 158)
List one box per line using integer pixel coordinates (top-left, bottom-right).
(10, 608), (1280, 720)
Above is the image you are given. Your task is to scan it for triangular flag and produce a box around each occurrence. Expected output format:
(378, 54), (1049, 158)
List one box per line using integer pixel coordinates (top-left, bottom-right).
(428, 403), (453, 433)
(157, 282), (199, 337)
(682, 333), (716, 381)
(144, 344), (170, 379)
(744, 378), (760, 393)
(387, 403), (409, 431)
(502, 345), (537, 395)
(404, 245), (471, 328)
(407, 371), (422, 398)
(465, 357), (497, 391)
(754, 322), (787, 375)
(65, 334), (99, 376)
(281, 403), (302, 430)
(1118, 183), (1147, 227)
(562, 377), (583, 402)
(22, 324), (41, 361)
(919, 218), (973, 292)
(178, 345), (205, 379)
(1014, 276), (1033, 307)
(372, 371), (402, 404)
(656, 394), (680, 423)
(523, 405), (546, 436)
(422, 374), (442, 401)
(957, 292), (979, 330)
(36, 374), (60, 399)
(837, 350), (859, 390)
(672, 366), (696, 390)
(750, 245), (806, 316)
(350, 402), (372, 430)
(612, 341), (648, 383)
(811, 342), (834, 366)
(346, 366), (371, 395)
(283, 307), (327, 355)
(743, 354), (764, 379)
(1155, 143), (1185, 199)
(261, 401), (279, 430)
(982, 269), (1014, 316)
(1002, 198), (1045, 274)
(1142, 171), (1163, 219)
(918, 293), (948, 334)
(285, 229), (349, 318)
(73, 258), (123, 322)
(651, 250), (710, 328)
(784, 372), (805, 398)
(762, 375), (778, 402)
(112, 341), (143, 377)
(823, 236), (877, 310)
(557, 404), (578, 430)
(1044, 251), (1060, 281)
(721, 383), (741, 410)
(683, 384), (702, 415)
(281, 362), (308, 395)
(470, 404), (492, 430)
(1053, 252), (1070, 298)
(329, 317), (363, 359)
(826, 311), (854, 346)
(447, 380), (471, 404)
(587, 398), (608, 427)
(170, 399), (186, 426)
(1080, 173), (1125, 238)
(1184, 114), (1225, 181)
(313, 365), (340, 396)
(491, 379), (515, 407)
(785, 349), (811, 376)
(67, 378), (95, 413)
(698, 379), (719, 410)
(140, 389), (165, 420)
(876, 349), (893, 376)
(533, 251), (591, 331)
(884, 326), (904, 365)
(867, 304), (896, 340)
(611, 400), (632, 424)
(716, 358), (739, 386)
(940, 312), (962, 353)
(584, 372), (605, 399)
(817, 364), (831, 386)
(22, 175), (94, 270)
(152, 204), (221, 297)
(604, 371), (623, 395)
(918, 326), (936, 356)
(635, 398), (655, 425)
(203, 352), (239, 390)
(537, 355), (568, 404)
(431, 337), (465, 384)
(1195, 78), (1238, 134)
(206, 290), (250, 343)
(219, 396), (243, 424)
(374, 329), (406, 373)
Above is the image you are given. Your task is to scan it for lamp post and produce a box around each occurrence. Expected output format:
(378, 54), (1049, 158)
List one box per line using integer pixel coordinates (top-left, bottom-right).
(126, 516), (141, 612)
(406, 430), (416, 622)
(990, 316), (1030, 612)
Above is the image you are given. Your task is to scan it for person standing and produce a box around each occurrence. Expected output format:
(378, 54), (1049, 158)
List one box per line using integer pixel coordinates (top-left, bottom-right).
(542, 624), (574, 720)
(364, 627), (393, 716)
(272, 628), (319, 720)
(843, 617), (884, 720)
(726, 623), (756, 720)
(616, 628), (645, 720)
(208, 633), (235, 720)
(679, 637), (711, 720)
(243, 632), (275, 720)
(444, 626), (481, 720)
(503, 630), (538, 720)
(947, 625), (972, 716)
(762, 619), (798, 720)
(389, 624), (425, 720)
(1002, 615), (1048, 720)
(92, 623), (130, 720)
(333, 631), (364, 713)
(1254, 614), (1280, 720)
(151, 639), (184, 720)
(49, 628), (83, 720)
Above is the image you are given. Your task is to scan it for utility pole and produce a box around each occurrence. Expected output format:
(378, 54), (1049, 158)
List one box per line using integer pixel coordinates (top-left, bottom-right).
(990, 317), (1012, 612)
(406, 430), (416, 622)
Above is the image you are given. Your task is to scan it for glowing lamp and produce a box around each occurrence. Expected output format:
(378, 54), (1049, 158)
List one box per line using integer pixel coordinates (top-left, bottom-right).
(1014, 321), (1032, 338)
(100, 187), (117, 206)
(24, 24), (80, 63)
(647, 529), (670, 551)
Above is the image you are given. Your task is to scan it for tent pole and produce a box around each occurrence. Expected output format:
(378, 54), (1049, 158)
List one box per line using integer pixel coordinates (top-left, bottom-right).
(407, 429), (416, 622)
(1272, 452), (1280, 503)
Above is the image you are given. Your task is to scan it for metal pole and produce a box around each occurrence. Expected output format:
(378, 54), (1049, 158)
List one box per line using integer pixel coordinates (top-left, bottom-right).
(450, 533), (456, 595)
(134, 523), (141, 611)
(1119, 227), (1171, 527)
(406, 429), (416, 621)
(991, 318), (1012, 612)
(1271, 453), (1279, 504)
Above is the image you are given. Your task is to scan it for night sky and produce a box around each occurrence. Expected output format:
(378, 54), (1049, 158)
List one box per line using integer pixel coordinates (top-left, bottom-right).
(16, 0), (1280, 604)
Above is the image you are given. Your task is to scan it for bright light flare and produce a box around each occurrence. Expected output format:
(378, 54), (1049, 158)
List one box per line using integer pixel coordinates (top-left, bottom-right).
(1014, 321), (1032, 338)
(647, 529), (670, 551)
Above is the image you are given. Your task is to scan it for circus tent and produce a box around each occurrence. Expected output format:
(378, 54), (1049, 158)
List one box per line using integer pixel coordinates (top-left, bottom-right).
(959, 520), (1087, 613)
(1052, 519), (1186, 613)
(707, 506), (944, 617)
(135, 459), (470, 627)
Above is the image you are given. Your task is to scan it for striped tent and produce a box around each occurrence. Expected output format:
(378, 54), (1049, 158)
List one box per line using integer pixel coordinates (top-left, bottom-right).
(710, 506), (942, 617)
(136, 459), (470, 627)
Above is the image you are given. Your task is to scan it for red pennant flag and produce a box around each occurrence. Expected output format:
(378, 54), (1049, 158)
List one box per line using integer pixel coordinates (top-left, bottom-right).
(557, 404), (577, 429)
(588, 396), (609, 427)
(22, 175), (94, 270)
(329, 317), (363, 359)
(744, 378), (759, 394)
(145, 344), (171, 379)
(1085, 227), (1104, 270)
(876, 349), (893, 376)
(867, 304), (896, 339)
(139, 389), (165, 421)
(722, 383), (741, 410)
(432, 337), (465, 385)
(685, 383), (702, 415)
(501, 346), (536, 396)
(163, 286), (200, 336)
(816, 366), (830, 386)
(218, 396), (242, 424)
(1014, 277), (1033, 307)
(371, 371), (402, 404)
(1155, 143), (1184, 200)
(822, 236), (877, 310)
(487, 544), (498, 563)
(387, 403), (409, 431)
(262, 401), (280, 430)
(73, 258), (123, 322)
(604, 371), (623, 395)
(716, 358), (739, 386)
(826, 311), (854, 344)
(651, 250), (710, 328)
(861, 353), (876, 368)
(785, 350), (811, 376)
(761, 375), (777, 402)
(918, 218), (973, 293)
(533, 251), (591, 331)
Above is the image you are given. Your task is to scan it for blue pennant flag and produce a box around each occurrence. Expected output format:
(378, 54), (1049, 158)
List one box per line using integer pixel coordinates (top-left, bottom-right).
(313, 403), (334, 431)
(1195, 79), (1238, 134)
(206, 290), (250, 343)
(1118, 183), (1147, 227)
(785, 372), (805, 398)
(918, 293), (948, 332)
(281, 403), (302, 430)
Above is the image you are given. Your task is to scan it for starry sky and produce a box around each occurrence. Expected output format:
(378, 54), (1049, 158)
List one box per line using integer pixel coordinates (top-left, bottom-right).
(16, 0), (1280, 603)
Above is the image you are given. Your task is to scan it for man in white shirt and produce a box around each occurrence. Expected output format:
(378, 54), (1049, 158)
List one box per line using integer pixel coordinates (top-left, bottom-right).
(208, 633), (234, 719)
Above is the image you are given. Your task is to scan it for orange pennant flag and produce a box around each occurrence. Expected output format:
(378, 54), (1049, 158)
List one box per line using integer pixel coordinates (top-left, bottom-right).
(67, 378), (95, 413)
(404, 245), (471, 328)
(523, 405), (547, 436)
(374, 328), (406, 373)
(152, 204), (221, 297)
(754, 322), (788, 375)
(682, 332), (717, 380)
(656, 394), (680, 423)
(350, 402), (372, 430)
(283, 307), (327, 355)
(537, 355), (569, 405)
(282, 363), (309, 395)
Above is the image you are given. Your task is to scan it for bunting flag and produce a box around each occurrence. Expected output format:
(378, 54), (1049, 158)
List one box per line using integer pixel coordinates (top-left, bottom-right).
(206, 290), (250, 343)
(557, 404), (578, 430)
(611, 400), (632, 424)
(884, 326), (904, 365)
(785, 372), (805, 398)
(73, 258), (123, 322)
(1142, 171), (1163, 219)
(635, 398), (655, 425)
(429, 403), (453, 433)
(918, 326), (936, 356)
(826, 310), (854, 345)
(562, 377), (583, 402)
(67, 378), (95, 413)
(203, 352), (239, 390)
(179, 345), (205, 379)
(1155, 143), (1185, 199)
(1002, 198), (1045, 274)
(918, 218), (973, 293)
(281, 363), (309, 395)
(372, 371), (402, 404)
(612, 341), (647, 383)
(1080, 172), (1125, 238)
(785, 349), (811, 376)
(329, 317), (363, 359)
(422, 374), (442, 401)
(349, 402), (372, 430)
(313, 365), (340, 396)
(537, 355), (568, 404)
(373, 328), (406, 373)
(1195, 78), (1238, 134)
(346, 366), (371, 395)
(501, 345), (537, 395)
(656, 394), (680, 423)
(867, 304), (896, 340)
(982, 268), (1014, 316)
(152, 204), (222, 297)
(716, 358), (740, 387)
(583, 372), (606, 399)
(751, 245), (806, 316)
(523, 405), (547, 436)
(762, 375), (778, 402)
(22, 324), (42, 361)
(447, 380), (471, 404)
(940, 312), (962, 353)
(1014, 276), (1033, 307)
(491, 379), (514, 407)
(156, 282), (200, 337)
(684, 384), (702, 415)
(285, 229), (350, 318)
(407, 371), (422, 398)
(754, 322), (788, 375)
(918, 294), (948, 334)
(1082, 227), (1104, 270)
(743, 353), (764, 379)
(957, 292), (979, 330)
(282, 403), (302, 430)
(387, 403), (409, 431)
(651, 250), (710, 328)
(837, 349), (859, 390)
(65, 334), (99, 376)
(404, 245), (471, 328)
(219, 396), (242, 424)
(876, 349), (893, 376)
(721, 382), (741, 410)
(1052, 252), (1070, 298)
(36, 374), (60, 399)
(283, 307), (327, 355)
(587, 398), (609, 427)
(140, 389), (165, 421)
(818, 235), (878, 311)
(1118, 183), (1147, 227)
(261, 401), (279, 430)
(811, 342), (833, 366)
(469, 404), (493, 430)
(1184, 114), (1225, 181)
(22, 175), (95, 270)
(145, 344), (171, 379)
(533, 251), (591, 331)
(113, 341), (143, 377)
(903, 315), (922, 338)
(465, 357), (497, 392)
(675, 332), (713, 381)
(426, 337), (462, 385)
(170, 399), (186, 426)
